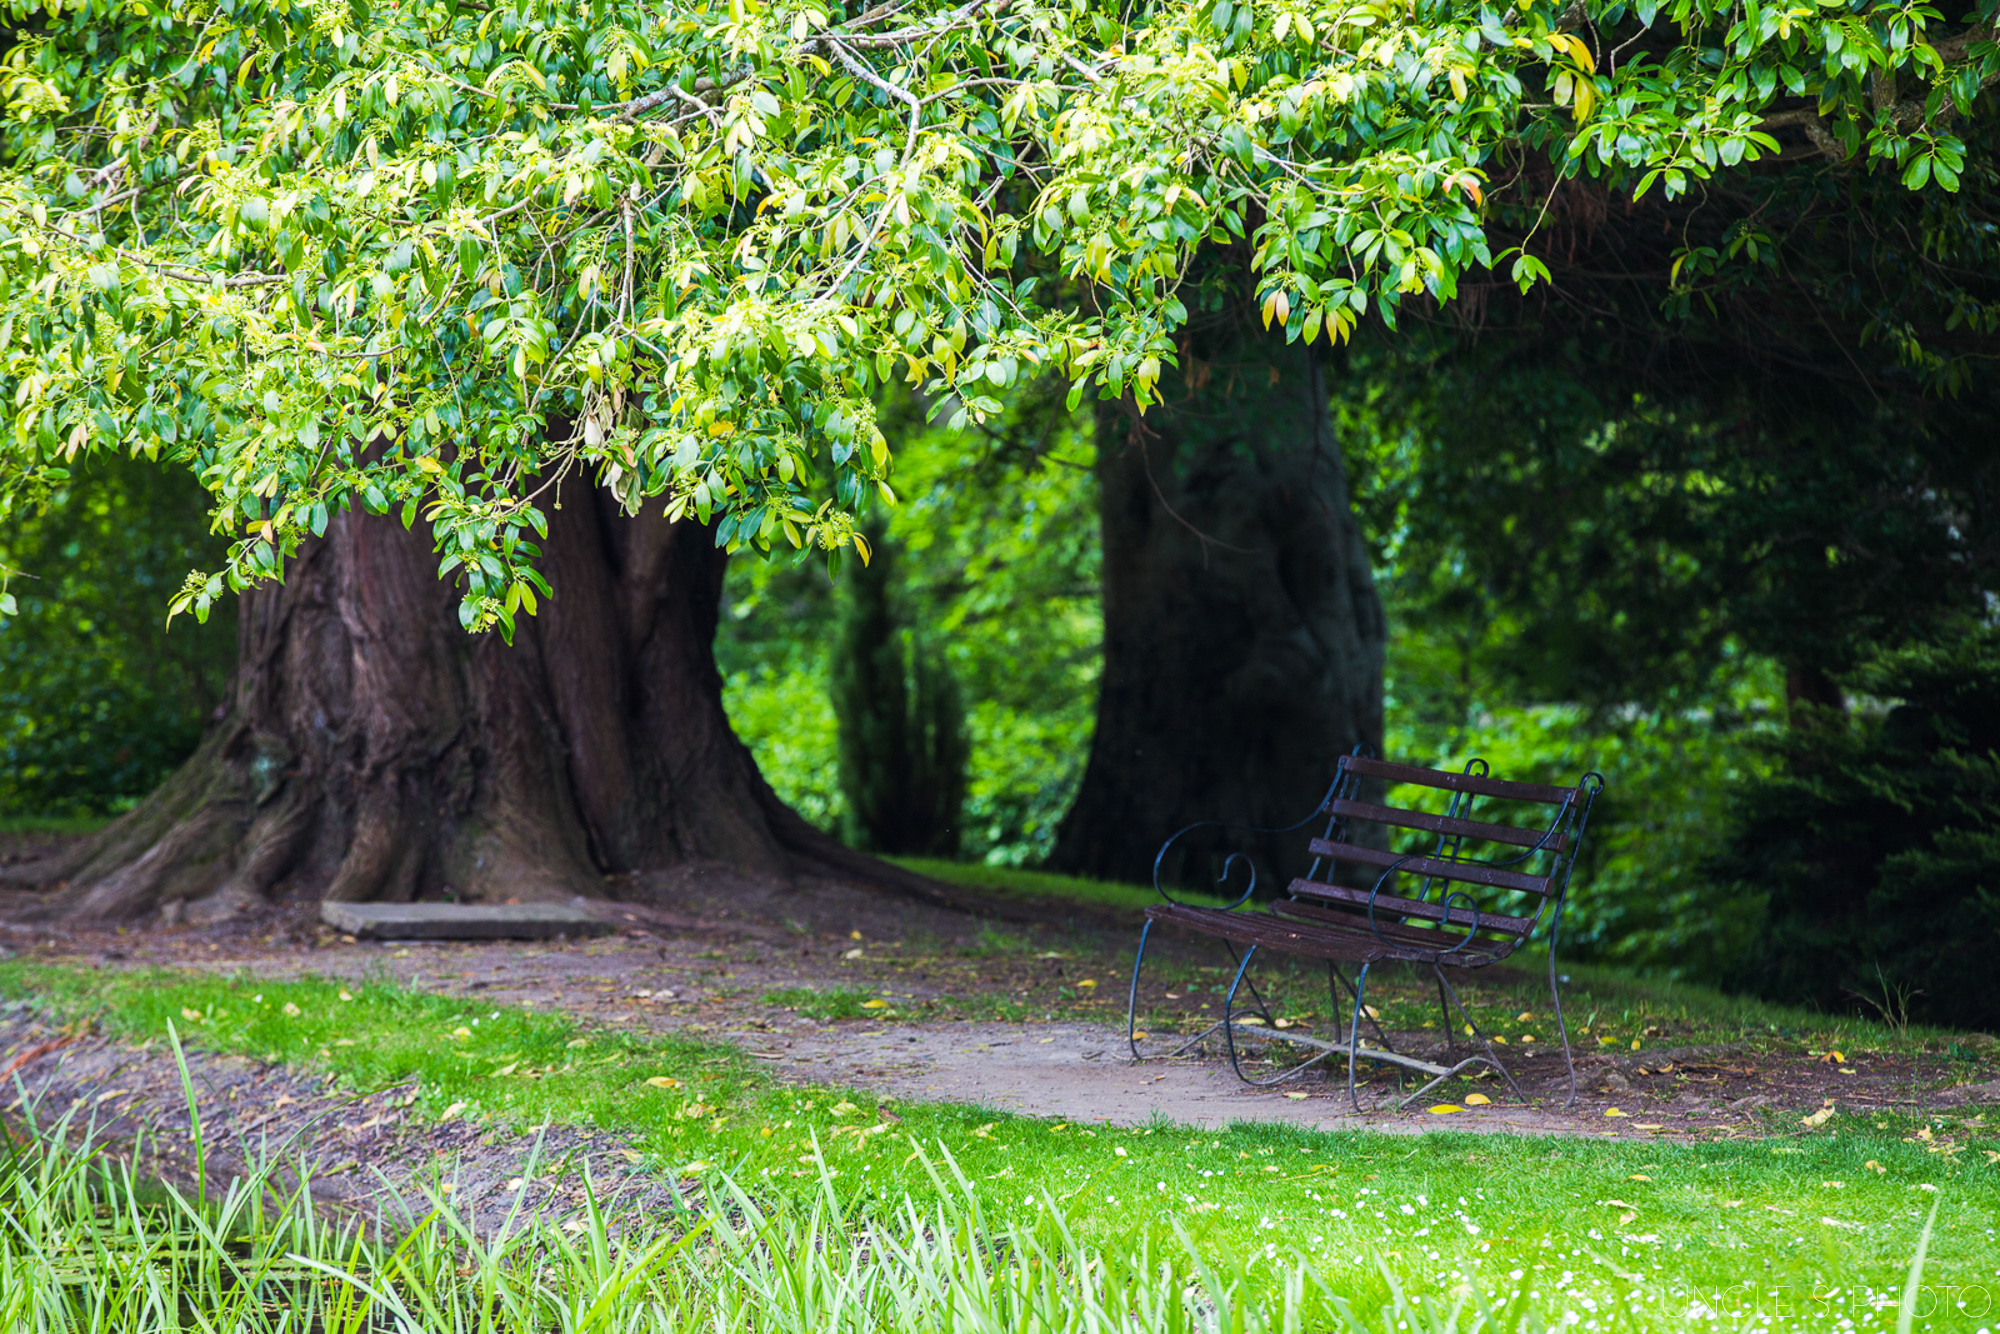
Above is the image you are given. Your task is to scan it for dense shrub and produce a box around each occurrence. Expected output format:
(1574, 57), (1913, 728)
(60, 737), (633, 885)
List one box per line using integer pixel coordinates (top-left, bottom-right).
(0, 458), (234, 817)
(1711, 625), (2000, 1030)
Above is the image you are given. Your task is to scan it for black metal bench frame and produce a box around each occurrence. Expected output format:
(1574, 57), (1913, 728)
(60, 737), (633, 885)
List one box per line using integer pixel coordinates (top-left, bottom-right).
(1126, 752), (1603, 1111)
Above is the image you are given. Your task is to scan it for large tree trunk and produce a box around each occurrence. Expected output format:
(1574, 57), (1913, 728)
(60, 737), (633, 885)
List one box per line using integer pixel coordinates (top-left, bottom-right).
(7, 489), (944, 922)
(1048, 324), (1386, 889)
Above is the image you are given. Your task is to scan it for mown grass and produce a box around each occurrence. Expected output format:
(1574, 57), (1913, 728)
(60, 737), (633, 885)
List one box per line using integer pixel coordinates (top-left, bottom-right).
(889, 856), (1232, 913)
(17, 1081), (1967, 1334)
(0, 815), (109, 836)
(4, 959), (1998, 1331)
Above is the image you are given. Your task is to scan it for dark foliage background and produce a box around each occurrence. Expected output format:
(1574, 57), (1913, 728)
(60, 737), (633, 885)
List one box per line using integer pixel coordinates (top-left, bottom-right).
(0, 457), (235, 818)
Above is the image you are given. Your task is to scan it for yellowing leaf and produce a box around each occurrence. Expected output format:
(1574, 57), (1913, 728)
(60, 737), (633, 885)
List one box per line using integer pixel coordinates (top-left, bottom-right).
(1604, 1107), (1630, 1117)
(861, 999), (891, 1009)
(1427, 1104), (1463, 1115)
(1463, 1093), (1491, 1106)
(1572, 77), (1595, 123)
(1284, 1091), (1310, 1100)
(646, 1076), (681, 1088)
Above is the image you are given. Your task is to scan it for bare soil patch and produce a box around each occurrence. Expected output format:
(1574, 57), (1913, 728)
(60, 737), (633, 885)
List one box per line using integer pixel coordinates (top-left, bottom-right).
(5, 862), (1995, 1147)
(0, 1000), (687, 1238)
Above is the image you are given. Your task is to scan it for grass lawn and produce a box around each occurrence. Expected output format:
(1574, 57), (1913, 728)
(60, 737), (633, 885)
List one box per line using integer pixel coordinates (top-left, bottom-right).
(4, 958), (1997, 1331)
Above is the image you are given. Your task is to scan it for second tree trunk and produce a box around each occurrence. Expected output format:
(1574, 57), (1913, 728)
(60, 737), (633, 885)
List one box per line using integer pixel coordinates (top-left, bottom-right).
(1051, 328), (1385, 889)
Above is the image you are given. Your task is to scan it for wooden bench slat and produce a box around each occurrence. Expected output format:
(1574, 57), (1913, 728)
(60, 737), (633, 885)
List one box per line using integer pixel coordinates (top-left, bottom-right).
(1306, 839), (1555, 896)
(1326, 798), (1571, 852)
(1148, 904), (1413, 963)
(1285, 877), (1538, 936)
(1269, 899), (1513, 958)
(1340, 755), (1578, 805)
(1146, 902), (1514, 965)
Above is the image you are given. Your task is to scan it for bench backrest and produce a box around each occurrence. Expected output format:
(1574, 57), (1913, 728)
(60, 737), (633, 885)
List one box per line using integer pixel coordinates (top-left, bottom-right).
(1288, 753), (1604, 953)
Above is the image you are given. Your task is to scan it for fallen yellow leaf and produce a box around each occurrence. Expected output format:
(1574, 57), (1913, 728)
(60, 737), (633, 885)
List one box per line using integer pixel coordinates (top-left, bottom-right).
(1428, 1104), (1463, 1115)
(1803, 1106), (1835, 1127)
(1635, 1123), (1665, 1130)
(1630, 1039), (1641, 1051)
(1629, 1173), (1652, 1181)
(1130, 1031), (1149, 1040)
(1078, 979), (1099, 989)
(645, 1076), (680, 1088)
(1284, 1091), (1310, 1101)
(1516, 1011), (1535, 1022)
(1605, 1107), (1630, 1118)
(861, 999), (891, 1009)
(1463, 1093), (1491, 1106)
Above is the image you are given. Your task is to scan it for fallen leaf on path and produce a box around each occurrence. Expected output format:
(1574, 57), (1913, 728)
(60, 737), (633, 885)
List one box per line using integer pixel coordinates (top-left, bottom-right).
(1284, 1091), (1309, 1100)
(1427, 1104), (1463, 1114)
(1604, 1107), (1630, 1118)
(1463, 1094), (1490, 1106)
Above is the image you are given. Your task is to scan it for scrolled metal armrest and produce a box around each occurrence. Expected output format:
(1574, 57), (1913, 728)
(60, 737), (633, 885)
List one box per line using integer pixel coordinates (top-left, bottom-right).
(1151, 826), (1259, 910)
(1362, 855), (1482, 952)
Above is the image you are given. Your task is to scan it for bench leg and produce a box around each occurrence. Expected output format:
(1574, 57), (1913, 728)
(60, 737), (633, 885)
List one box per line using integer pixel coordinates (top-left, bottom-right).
(1548, 925), (1578, 1109)
(1326, 963), (1394, 1052)
(1215, 947), (1335, 1088)
(1432, 966), (1526, 1105)
(1324, 962), (1345, 1048)
(1125, 920), (1155, 1061)
(1345, 963), (1373, 1113)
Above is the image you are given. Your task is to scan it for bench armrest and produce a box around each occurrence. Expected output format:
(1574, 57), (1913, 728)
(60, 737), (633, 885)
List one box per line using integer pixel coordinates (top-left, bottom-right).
(1150, 827), (1260, 910)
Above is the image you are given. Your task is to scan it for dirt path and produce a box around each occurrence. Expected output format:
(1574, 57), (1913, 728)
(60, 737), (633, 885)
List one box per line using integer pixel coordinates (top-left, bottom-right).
(8, 862), (1991, 1141)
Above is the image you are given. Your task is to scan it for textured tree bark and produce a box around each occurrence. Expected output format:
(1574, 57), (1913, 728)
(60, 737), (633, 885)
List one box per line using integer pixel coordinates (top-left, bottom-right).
(6, 489), (951, 922)
(1048, 324), (1386, 889)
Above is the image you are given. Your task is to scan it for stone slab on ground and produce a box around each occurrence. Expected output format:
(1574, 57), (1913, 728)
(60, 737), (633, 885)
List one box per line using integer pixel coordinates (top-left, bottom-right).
(319, 901), (615, 941)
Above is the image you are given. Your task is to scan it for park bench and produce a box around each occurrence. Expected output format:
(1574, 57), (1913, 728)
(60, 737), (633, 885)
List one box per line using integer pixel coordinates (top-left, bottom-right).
(1127, 752), (1604, 1111)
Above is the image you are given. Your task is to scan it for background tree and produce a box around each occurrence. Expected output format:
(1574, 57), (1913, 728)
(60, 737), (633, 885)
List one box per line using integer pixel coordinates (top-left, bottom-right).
(1052, 314), (1385, 885)
(2, 0), (1992, 919)
(830, 525), (970, 856)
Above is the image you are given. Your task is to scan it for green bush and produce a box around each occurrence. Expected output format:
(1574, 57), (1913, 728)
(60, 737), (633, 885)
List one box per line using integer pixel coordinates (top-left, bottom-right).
(1712, 623), (2000, 1030)
(0, 457), (233, 817)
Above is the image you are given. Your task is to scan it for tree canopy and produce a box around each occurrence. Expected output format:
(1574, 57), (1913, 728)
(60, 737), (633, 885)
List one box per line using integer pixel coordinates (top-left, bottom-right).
(1, 0), (1993, 634)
